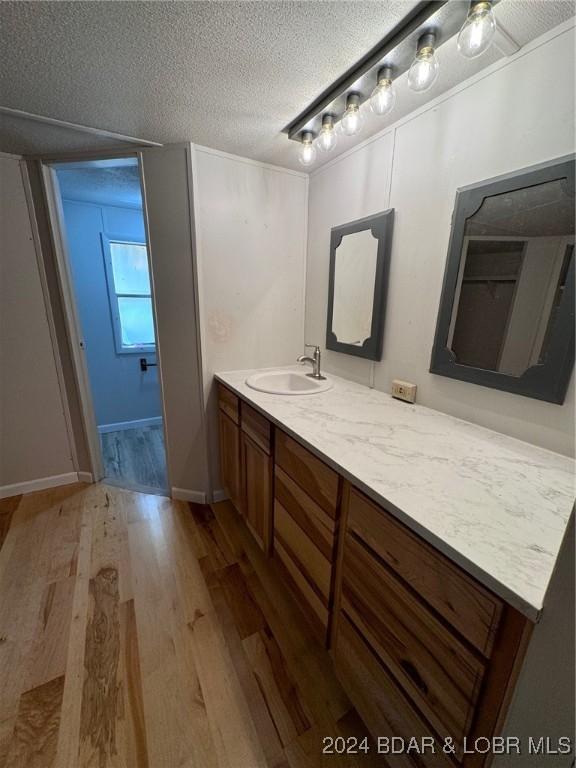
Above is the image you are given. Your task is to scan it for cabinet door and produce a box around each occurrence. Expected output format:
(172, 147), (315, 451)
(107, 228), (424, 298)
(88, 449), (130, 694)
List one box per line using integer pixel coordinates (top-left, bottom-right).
(218, 409), (242, 512)
(242, 432), (272, 555)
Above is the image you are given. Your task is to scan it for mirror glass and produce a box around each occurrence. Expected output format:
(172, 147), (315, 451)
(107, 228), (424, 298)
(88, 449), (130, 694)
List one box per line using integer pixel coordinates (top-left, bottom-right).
(447, 178), (575, 376)
(332, 230), (378, 346)
(327, 209), (393, 360)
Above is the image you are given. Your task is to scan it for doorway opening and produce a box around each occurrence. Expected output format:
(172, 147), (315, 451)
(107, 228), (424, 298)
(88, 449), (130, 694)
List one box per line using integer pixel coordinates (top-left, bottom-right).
(51, 157), (169, 495)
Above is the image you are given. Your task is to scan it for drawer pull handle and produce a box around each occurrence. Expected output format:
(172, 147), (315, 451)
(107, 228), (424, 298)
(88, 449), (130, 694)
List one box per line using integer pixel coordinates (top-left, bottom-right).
(400, 659), (428, 695)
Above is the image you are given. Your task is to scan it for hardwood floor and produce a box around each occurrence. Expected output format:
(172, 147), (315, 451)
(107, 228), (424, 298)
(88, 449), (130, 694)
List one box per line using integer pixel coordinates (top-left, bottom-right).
(100, 425), (168, 494)
(0, 483), (378, 768)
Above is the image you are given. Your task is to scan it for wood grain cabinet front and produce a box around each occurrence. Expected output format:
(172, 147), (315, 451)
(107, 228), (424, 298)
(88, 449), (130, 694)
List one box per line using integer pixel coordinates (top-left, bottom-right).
(334, 613), (456, 768)
(332, 483), (532, 768)
(239, 401), (273, 555)
(340, 531), (486, 756)
(275, 431), (339, 516)
(215, 382), (533, 767)
(345, 485), (503, 657)
(241, 431), (273, 555)
(273, 431), (341, 644)
(218, 382), (240, 424)
(218, 389), (275, 555)
(241, 402), (272, 454)
(218, 409), (242, 513)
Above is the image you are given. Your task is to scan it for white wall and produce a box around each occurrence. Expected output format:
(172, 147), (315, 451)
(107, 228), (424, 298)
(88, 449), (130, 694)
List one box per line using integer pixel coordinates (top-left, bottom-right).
(495, 515), (574, 767)
(192, 146), (308, 489)
(305, 23), (575, 457)
(140, 145), (210, 500)
(60, 198), (162, 428)
(0, 156), (75, 493)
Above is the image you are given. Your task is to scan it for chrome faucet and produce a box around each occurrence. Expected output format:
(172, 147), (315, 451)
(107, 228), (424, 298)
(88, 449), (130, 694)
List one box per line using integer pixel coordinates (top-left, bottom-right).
(297, 344), (326, 380)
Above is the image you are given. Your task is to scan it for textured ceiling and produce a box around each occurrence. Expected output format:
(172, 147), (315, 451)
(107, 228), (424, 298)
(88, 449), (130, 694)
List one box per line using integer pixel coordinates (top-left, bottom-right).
(0, 1), (573, 171)
(55, 163), (143, 209)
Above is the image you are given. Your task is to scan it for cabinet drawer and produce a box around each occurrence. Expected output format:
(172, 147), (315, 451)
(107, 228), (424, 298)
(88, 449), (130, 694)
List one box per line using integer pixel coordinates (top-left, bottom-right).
(218, 383), (239, 424)
(341, 532), (485, 752)
(273, 466), (336, 636)
(275, 431), (339, 517)
(346, 486), (502, 657)
(241, 402), (272, 454)
(334, 614), (455, 768)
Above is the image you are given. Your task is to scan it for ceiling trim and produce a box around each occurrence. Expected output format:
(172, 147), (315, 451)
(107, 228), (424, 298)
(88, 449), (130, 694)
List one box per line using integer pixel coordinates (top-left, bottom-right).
(0, 150), (22, 160)
(193, 143), (309, 179)
(59, 196), (143, 212)
(0, 106), (163, 147)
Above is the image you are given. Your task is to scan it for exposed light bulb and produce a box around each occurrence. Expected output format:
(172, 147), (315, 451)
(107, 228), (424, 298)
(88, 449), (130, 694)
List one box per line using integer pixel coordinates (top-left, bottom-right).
(408, 32), (439, 93)
(341, 93), (364, 136)
(370, 66), (396, 116)
(298, 131), (317, 166)
(457, 1), (496, 58)
(318, 114), (337, 152)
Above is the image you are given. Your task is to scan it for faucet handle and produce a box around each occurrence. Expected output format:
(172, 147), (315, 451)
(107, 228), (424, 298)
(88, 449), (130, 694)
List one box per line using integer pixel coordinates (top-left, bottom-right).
(305, 343), (320, 352)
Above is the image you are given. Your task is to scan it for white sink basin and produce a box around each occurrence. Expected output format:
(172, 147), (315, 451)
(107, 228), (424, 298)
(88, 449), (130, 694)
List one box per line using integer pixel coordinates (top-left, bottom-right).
(246, 370), (332, 395)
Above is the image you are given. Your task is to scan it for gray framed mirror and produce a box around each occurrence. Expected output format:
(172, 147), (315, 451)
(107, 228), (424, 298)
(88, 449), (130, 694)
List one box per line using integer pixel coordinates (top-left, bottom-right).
(326, 209), (394, 360)
(431, 155), (575, 404)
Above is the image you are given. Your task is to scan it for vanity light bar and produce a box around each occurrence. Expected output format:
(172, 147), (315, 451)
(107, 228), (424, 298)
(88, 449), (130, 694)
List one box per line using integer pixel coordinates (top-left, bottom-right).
(288, 0), (501, 158)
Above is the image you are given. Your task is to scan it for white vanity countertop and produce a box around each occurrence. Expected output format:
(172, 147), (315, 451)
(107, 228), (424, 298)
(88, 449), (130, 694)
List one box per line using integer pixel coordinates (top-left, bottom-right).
(215, 366), (575, 621)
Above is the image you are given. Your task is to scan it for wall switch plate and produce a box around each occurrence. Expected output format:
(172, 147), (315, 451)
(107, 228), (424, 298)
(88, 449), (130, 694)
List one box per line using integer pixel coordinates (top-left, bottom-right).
(391, 379), (417, 403)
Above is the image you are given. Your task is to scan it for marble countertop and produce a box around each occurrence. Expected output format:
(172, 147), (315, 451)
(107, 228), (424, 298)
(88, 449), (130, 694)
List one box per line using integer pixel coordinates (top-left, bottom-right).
(216, 366), (575, 621)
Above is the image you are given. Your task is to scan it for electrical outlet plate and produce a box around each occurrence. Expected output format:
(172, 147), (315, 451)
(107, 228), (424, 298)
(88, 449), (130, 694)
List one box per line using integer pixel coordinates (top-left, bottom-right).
(391, 379), (417, 404)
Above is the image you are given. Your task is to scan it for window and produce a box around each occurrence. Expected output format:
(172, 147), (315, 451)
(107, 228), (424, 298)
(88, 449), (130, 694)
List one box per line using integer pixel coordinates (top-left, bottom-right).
(102, 236), (156, 354)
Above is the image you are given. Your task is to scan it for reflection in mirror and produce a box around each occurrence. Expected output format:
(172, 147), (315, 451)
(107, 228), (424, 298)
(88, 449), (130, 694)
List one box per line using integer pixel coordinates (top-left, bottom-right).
(332, 230), (378, 345)
(447, 178), (575, 377)
(326, 209), (394, 361)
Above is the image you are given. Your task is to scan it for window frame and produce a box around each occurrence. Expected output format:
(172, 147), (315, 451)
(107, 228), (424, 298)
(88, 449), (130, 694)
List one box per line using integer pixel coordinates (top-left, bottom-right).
(101, 233), (156, 355)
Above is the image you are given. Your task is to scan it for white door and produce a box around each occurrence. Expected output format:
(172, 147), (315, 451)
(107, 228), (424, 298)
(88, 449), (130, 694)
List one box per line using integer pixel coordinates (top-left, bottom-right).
(138, 144), (210, 500)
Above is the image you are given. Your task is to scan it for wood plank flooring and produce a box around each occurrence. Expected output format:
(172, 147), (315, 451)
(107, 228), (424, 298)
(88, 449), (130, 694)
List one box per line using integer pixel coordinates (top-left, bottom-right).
(101, 425), (168, 494)
(0, 483), (378, 768)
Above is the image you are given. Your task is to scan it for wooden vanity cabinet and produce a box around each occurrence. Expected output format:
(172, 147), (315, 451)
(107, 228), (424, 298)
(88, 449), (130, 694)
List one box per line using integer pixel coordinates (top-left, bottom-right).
(334, 613), (456, 768)
(217, 385), (242, 513)
(216, 381), (535, 766)
(217, 384), (273, 555)
(332, 484), (532, 767)
(273, 430), (341, 644)
(240, 403), (273, 555)
(343, 484), (504, 657)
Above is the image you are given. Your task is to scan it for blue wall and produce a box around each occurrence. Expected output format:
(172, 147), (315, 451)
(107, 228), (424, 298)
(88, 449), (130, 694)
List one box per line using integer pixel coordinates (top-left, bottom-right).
(61, 198), (162, 427)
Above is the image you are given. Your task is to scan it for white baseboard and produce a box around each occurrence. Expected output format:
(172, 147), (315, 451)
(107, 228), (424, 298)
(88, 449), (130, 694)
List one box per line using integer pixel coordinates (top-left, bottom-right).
(77, 471), (94, 484)
(171, 487), (207, 504)
(211, 489), (229, 503)
(98, 416), (162, 434)
(0, 472), (81, 500)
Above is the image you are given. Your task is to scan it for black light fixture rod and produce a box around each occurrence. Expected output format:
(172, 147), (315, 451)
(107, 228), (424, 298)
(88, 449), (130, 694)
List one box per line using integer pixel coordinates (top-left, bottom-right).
(284, 0), (447, 139)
